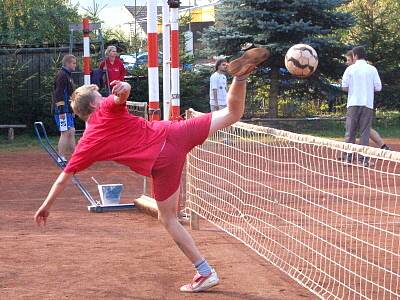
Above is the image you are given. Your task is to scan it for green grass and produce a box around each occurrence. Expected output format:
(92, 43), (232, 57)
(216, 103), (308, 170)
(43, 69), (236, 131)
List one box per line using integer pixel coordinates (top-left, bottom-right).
(252, 111), (400, 139)
(0, 133), (58, 152)
(1, 111), (398, 152)
(301, 112), (400, 139)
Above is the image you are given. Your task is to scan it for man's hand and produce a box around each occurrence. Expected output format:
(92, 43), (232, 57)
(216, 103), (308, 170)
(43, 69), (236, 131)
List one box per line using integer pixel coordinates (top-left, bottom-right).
(34, 206), (50, 226)
(110, 81), (131, 104)
(111, 80), (131, 96)
(33, 172), (71, 227)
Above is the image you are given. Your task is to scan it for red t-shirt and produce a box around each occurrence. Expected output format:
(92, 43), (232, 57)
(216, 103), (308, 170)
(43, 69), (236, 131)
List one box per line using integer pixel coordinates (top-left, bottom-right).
(64, 96), (168, 176)
(99, 57), (127, 83)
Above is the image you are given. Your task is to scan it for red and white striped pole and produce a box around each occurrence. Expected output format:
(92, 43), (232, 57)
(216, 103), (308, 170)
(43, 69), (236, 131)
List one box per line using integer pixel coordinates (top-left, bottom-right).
(82, 18), (91, 85)
(162, 0), (171, 120)
(169, 3), (180, 120)
(147, 0), (160, 121)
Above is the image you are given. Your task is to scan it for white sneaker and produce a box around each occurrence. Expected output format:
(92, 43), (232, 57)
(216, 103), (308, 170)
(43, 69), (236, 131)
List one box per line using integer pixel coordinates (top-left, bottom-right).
(180, 269), (219, 293)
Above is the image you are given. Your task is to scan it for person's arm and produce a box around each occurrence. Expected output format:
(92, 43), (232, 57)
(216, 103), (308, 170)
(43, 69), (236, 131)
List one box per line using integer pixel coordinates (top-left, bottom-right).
(210, 75), (219, 108)
(54, 72), (67, 103)
(213, 89), (219, 107)
(120, 62), (127, 81)
(341, 67), (349, 92)
(34, 171), (73, 226)
(110, 80), (131, 104)
(373, 68), (382, 92)
(99, 60), (106, 70)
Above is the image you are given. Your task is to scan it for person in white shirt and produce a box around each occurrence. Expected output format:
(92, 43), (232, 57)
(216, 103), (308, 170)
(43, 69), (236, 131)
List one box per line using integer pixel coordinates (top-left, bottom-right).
(341, 46), (382, 148)
(209, 59), (228, 112)
(344, 50), (390, 150)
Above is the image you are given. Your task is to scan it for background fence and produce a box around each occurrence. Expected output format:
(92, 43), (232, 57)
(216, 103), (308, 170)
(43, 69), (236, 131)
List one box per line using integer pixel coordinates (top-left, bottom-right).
(0, 47), (84, 131)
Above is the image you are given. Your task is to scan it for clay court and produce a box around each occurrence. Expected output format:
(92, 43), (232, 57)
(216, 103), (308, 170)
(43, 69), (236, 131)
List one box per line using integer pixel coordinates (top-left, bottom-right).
(0, 148), (319, 300)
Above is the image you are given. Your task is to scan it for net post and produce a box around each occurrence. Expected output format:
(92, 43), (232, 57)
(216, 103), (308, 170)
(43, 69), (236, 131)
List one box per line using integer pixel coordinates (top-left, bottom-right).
(190, 210), (199, 230)
(185, 109), (199, 230)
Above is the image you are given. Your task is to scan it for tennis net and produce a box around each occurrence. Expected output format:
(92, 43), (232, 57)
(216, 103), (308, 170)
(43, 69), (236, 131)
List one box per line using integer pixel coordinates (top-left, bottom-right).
(185, 109), (400, 300)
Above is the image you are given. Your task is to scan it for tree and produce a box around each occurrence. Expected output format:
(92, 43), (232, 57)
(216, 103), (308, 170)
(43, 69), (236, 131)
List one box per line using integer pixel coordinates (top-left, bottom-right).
(0, 0), (80, 46)
(342, 0), (400, 109)
(81, 0), (107, 24)
(202, 0), (353, 117)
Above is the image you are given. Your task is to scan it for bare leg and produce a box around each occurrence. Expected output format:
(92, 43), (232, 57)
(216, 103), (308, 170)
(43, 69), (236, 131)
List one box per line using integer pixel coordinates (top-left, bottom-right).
(209, 47), (270, 135)
(370, 128), (384, 147)
(209, 78), (247, 136)
(67, 128), (76, 154)
(58, 128), (75, 159)
(156, 189), (202, 264)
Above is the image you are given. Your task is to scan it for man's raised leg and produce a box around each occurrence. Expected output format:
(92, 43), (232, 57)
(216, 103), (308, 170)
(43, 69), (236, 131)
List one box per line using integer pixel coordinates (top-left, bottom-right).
(209, 47), (270, 136)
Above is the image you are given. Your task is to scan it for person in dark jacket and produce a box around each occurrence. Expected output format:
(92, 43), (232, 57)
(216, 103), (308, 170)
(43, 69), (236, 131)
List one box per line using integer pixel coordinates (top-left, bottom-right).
(52, 54), (76, 163)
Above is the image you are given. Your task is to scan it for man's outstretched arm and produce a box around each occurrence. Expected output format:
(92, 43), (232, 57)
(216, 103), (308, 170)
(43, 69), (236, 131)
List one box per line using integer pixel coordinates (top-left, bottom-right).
(34, 171), (73, 226)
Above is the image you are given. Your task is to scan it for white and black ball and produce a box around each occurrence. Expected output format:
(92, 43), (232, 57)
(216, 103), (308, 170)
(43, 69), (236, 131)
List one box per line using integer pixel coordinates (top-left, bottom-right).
(285, 44), (318, 78)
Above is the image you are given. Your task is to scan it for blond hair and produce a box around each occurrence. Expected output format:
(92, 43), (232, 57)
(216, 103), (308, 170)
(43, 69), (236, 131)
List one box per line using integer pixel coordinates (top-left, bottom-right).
(70, 85), (99, 120)
(62, 54), (76, 66)
(105, 45), (117, 57)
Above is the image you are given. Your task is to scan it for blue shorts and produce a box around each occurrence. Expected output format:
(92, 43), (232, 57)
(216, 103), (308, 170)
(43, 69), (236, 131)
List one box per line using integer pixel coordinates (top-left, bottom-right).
(54, 113), (75, 132)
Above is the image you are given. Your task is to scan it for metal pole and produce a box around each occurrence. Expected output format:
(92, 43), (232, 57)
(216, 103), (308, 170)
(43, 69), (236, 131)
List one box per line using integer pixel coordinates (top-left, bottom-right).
(69, 29), (74, 54)
(147, 0), (160, 121)
(82, 18), (91, 85)
(170, 6), (180, 120)
(162, 0), (171, 120)
(134, 0), (138, 59)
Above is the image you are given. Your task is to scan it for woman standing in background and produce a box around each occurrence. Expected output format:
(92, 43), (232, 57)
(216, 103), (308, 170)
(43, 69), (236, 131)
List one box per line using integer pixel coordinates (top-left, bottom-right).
(99, 45), (127, 90)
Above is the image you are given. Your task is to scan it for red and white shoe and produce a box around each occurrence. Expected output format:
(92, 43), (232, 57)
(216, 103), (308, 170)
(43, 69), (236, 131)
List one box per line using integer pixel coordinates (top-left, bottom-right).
(228, 47), (271, 78)
(180, 269), (219, 292)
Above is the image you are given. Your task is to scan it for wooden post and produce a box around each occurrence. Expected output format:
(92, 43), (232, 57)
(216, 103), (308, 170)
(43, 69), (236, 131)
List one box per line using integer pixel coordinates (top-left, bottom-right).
(7, 128), (14, 142)
(190, 210), (199, 230)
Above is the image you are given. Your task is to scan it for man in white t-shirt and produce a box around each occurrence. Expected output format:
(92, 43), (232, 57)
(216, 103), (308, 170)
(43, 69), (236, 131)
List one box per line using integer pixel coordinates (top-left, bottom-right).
(342, 46), (382, 148)
(209, 59), (228, 112)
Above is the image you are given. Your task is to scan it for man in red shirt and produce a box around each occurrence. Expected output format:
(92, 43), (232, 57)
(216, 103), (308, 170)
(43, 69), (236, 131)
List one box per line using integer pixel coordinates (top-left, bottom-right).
(34, 48), (270, 293)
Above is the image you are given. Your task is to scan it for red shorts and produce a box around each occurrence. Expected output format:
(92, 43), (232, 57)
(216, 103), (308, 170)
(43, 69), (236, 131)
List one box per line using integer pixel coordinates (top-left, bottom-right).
(151, 113), (212, 201)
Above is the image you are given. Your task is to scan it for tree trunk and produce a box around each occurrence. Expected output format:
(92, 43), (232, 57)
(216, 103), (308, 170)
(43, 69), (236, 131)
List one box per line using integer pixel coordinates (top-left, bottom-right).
(268, 67), (279, 117)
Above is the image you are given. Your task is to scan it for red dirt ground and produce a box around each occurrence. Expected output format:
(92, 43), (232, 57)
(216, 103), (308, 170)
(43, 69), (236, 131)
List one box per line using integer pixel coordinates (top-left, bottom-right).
(0, 149), (316, 300)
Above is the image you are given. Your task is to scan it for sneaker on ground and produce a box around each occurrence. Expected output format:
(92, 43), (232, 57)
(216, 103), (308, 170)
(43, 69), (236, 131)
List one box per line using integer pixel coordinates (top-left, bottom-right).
(180, 269), (219, 293)
(228, 48), (271, 78)
(381, 144), (391, 151)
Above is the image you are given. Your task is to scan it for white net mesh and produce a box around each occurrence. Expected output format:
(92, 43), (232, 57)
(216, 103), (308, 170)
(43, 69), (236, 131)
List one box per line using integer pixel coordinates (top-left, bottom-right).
(186, 110), (400, 300)
(126, 101), (148, 120)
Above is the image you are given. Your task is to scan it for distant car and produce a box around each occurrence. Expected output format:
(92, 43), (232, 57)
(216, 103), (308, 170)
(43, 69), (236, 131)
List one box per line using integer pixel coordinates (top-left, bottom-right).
(193, 62), (214, 73)
(134, 52), (163, 67)
(120, 54), (136, 71)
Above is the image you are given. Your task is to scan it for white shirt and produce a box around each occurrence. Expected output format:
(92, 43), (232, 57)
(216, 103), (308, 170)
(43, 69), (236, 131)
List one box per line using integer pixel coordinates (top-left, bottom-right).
(209, 72), (227, 105)
(342, 60), (382, 109)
